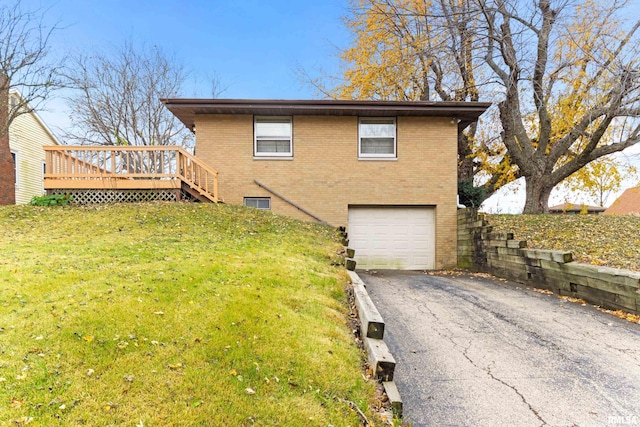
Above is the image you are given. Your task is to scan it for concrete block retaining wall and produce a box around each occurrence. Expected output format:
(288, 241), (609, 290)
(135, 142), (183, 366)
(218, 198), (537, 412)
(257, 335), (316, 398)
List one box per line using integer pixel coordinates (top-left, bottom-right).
(458, 208), (640, 315)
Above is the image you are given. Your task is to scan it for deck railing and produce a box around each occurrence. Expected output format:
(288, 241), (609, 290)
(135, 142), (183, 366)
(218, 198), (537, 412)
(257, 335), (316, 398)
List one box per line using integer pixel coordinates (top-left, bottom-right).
(44, 146), (219, 202)
(176, 149), (219, 202)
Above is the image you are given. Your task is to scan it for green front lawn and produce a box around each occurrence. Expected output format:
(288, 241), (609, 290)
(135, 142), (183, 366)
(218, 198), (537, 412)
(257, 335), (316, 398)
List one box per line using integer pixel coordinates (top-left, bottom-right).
(0, 203), (378, 426)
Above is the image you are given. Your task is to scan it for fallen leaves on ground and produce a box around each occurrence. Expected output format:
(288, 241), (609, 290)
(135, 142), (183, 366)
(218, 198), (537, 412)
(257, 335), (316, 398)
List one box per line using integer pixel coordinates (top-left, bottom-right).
(557, 295), (640, 324)
(424, 269), (464, 276)
(598, 308), (640, 324)
(488, 214), (640, 271)
(558, 295), (587, 304)
(10, 398), (24, 408)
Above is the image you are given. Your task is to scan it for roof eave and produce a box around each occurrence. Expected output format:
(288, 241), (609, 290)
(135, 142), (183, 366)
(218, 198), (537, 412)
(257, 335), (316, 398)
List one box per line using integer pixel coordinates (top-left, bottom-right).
(161, 98), (492, 132)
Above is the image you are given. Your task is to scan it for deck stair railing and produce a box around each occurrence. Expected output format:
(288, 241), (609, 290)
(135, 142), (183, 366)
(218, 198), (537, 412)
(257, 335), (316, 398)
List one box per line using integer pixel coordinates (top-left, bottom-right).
(44, 146), (219, 202)
(176, 148), (219, 202)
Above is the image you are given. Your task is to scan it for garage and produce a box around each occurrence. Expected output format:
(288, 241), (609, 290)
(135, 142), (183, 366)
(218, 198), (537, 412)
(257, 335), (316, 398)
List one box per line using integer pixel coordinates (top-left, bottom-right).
(347, 206), (436, 270)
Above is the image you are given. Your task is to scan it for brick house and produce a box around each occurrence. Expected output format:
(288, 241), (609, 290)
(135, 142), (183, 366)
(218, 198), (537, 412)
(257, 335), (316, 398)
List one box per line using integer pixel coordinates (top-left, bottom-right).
(162, 99), (489, 270)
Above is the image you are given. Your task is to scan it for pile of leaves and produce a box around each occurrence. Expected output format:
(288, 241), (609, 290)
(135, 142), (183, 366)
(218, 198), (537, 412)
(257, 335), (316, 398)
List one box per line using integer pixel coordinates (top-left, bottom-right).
(488, 214), (640, 272)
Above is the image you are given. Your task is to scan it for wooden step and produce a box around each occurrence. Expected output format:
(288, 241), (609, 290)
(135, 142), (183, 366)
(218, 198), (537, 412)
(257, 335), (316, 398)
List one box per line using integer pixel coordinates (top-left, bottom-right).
(180, 182), (216, 203)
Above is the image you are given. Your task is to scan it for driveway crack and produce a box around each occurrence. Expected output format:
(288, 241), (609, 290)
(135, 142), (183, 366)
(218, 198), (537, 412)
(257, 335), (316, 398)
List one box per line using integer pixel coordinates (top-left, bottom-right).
(460, 344), (548, 427)
(485, 366), (548, 426)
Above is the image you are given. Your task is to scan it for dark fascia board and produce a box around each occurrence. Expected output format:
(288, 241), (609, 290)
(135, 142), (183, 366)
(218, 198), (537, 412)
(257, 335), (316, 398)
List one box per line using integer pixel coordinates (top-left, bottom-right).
(161, 98), (492, 132)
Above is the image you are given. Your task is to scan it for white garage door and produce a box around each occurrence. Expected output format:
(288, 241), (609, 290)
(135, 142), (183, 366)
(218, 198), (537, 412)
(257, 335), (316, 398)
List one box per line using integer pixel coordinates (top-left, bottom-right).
(347, 206), (436, 270)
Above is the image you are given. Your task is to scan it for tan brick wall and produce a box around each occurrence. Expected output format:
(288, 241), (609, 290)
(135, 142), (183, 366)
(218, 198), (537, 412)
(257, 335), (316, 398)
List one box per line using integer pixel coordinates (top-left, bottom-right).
(195, 114), (459, 268)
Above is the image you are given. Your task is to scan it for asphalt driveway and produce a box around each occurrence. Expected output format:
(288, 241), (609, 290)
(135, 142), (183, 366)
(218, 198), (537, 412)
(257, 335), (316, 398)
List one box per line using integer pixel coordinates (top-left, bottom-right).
(359, 270), (640, 427)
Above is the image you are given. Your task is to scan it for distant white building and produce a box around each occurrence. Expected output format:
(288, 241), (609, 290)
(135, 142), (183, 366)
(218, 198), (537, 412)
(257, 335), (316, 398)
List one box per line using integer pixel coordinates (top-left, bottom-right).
(8, 90), (61, 204)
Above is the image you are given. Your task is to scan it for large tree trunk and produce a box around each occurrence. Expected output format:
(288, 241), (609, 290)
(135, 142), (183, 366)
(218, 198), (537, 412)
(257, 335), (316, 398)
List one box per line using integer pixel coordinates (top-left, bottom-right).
(522, 174), (553, 214)
(458, 133), (474, 182)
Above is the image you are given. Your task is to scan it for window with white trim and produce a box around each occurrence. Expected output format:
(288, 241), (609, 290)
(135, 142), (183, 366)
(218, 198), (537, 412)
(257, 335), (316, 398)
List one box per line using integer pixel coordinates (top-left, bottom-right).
(359, 117), (396, 158)
(11, 151), (18, 186)
(244, 197), (271, 210)
(254, 116), (292, 157)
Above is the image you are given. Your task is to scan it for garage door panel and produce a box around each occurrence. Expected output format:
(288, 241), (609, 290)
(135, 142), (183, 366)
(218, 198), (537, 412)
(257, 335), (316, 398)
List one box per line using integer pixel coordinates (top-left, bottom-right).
(348, 207), (435, 270)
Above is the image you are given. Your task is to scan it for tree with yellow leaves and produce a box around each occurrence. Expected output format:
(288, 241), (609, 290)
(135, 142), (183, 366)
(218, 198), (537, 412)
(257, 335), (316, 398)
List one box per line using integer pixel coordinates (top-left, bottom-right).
(559, 155), (638, 207)
(328, 0), (640, 213)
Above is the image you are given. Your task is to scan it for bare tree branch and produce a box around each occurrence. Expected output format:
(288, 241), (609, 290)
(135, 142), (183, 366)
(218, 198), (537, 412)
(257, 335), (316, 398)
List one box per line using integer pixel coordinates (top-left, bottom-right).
(311, 0), (640, 212)
(63, 41), (194, 149)
(0, 0), (64, 205)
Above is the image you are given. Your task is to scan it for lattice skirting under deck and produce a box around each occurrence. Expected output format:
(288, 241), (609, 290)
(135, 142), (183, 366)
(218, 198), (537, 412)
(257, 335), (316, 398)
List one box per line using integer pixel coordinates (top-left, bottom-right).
(46, 189), (194, 205)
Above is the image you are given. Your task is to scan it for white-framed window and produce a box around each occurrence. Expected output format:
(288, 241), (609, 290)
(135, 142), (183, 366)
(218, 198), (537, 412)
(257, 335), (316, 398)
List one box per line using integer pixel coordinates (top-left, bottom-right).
(11, 151), (18, 186)
(359, 117), (397, 158)
(254, 116), (292, 157)
(244, 197), (271, 210)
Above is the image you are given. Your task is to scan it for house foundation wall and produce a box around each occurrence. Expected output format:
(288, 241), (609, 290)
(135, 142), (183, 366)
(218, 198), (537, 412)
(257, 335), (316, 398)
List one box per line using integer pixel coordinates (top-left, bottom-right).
(196, 114), (459, 269)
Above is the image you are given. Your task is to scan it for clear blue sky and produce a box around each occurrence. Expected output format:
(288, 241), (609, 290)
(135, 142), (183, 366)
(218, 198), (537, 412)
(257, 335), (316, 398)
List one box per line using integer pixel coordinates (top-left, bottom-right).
(23, 0), (351, 127)
(18, 1), (640, 211)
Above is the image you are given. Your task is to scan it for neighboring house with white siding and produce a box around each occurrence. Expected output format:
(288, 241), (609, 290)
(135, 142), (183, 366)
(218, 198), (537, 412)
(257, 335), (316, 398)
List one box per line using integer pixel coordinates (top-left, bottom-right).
(8, 90), (61, 204)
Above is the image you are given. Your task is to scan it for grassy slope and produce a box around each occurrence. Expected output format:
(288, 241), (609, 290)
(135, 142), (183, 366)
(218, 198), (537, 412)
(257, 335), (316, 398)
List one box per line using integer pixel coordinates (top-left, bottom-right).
(0, 203), (377, 426)
(488, 214), (640, 272)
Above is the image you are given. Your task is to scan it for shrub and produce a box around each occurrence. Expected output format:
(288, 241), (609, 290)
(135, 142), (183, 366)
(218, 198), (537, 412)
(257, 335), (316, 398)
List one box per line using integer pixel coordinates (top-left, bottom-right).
(458, 179), (486, 208)
(29, 193), (73, 206)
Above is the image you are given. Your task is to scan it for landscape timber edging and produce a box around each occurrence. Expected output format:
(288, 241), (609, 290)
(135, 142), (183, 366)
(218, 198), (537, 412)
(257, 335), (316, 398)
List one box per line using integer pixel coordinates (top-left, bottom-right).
(457, 208), (640, 315)
(347, 270), (403, 418)
(349, 271), (385, 339)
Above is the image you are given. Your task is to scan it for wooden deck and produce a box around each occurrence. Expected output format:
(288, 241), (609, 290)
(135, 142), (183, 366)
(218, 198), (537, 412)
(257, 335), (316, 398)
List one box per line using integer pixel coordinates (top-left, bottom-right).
(44, 146), (219, 202)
